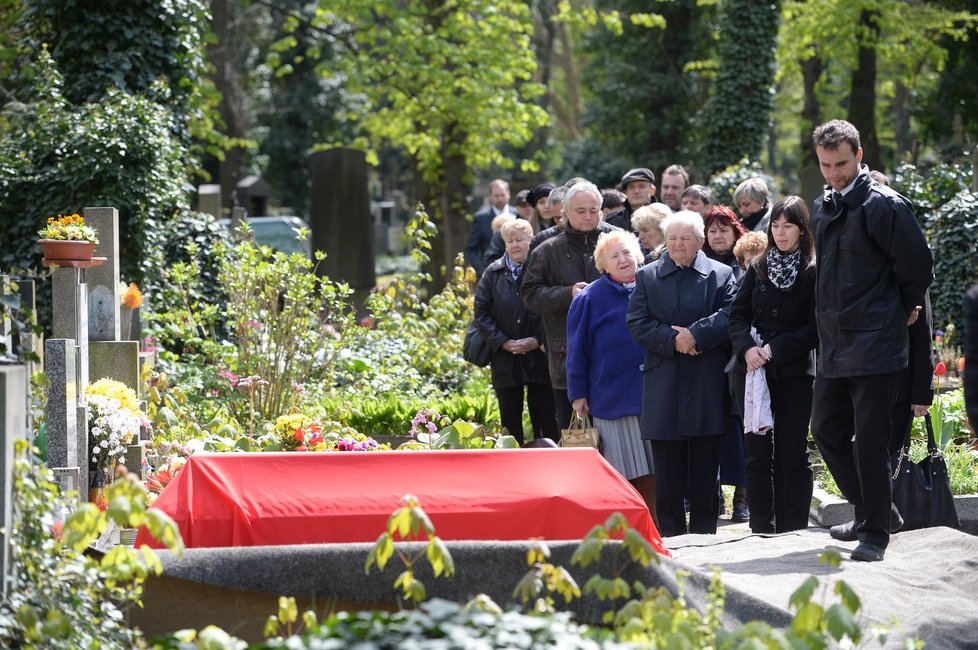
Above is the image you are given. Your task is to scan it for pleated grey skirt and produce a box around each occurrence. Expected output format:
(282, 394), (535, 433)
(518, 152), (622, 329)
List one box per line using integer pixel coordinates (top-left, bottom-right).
(593, 415), (654, 480)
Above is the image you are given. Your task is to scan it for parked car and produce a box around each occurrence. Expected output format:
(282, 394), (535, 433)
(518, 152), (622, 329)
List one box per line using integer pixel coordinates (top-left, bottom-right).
(220, 216), (312, 257)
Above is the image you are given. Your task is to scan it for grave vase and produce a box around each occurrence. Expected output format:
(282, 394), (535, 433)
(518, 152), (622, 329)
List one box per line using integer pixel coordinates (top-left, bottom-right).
(39, 239), (97, 262)
(89, 462), (115, 511)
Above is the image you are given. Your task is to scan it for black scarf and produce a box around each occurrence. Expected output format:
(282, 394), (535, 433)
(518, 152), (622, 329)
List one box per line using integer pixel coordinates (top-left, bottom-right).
(767, 248), (801, 290)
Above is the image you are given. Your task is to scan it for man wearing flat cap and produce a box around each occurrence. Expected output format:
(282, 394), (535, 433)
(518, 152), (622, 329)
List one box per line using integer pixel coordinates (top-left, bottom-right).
(617, 167), (657, 222)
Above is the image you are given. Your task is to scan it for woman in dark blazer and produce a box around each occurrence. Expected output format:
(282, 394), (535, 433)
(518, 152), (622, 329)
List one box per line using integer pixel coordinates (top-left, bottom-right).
(474, 219), (557, 444)
(728, 196), (818, 533)
(626, 211), (739, 536)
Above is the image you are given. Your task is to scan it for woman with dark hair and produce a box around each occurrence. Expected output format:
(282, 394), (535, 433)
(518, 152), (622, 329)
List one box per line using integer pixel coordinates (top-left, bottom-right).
(728, 196), (818, 533)
(704, 205), (749, 281)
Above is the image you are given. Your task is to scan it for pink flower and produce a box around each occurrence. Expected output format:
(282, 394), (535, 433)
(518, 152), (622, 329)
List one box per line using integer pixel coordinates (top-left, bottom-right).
(934, 362), (947, 377)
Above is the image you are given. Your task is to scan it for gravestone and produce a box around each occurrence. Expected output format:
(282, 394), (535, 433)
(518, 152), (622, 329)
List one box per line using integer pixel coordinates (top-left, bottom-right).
(89, 341), (140, 397)
(309, 148), (376, 314)
(0, 364), (28, 596)
(84, 207), (120, 342)
(198, 184), (222, 220)
(45, 339), (77, 471)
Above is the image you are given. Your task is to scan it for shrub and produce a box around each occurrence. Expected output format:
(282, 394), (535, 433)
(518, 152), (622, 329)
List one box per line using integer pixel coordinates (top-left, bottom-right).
(708, 158), (779, 209)
(0, 440), (182, 648)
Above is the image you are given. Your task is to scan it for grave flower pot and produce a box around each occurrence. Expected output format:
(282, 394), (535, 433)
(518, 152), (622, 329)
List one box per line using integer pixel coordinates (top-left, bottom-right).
(39, 238), (97, 262)
(89, 463), (114, 511)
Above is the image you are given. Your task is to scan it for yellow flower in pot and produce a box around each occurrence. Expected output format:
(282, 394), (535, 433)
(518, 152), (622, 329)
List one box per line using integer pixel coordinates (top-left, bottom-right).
(37, 213), (99, 261)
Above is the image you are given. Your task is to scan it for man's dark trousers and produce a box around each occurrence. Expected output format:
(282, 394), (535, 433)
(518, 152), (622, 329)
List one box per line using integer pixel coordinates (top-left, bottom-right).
(812, 372), (901, 548)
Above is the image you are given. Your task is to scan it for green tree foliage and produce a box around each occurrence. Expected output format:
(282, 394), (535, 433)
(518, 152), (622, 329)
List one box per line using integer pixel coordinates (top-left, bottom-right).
(697, 0), (781, 177)
(565, 0), (706, 185)
(778, 0), (976, 171)
(892, 159), (977, 332)
(0, 53), (188, 291)
(917, 0), (978, 147)
(15, 0), (220, 157)
(302, 0), (548, 285)
(255, 1), (358, 220)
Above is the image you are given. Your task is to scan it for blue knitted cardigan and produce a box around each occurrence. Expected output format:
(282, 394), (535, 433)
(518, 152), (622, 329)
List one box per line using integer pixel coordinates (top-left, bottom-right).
(566, 274), (645, 419)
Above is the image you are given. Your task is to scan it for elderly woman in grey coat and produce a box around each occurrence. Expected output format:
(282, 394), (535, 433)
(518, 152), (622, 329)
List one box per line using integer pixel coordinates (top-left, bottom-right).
(626, 211), (739, 536)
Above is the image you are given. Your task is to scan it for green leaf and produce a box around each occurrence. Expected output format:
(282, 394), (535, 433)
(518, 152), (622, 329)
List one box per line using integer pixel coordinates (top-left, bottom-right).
(825, 603), (862, 642)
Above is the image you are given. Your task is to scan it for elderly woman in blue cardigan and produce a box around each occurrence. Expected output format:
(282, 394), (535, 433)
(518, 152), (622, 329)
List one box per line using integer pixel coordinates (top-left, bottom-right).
(567, 230), (656, 523)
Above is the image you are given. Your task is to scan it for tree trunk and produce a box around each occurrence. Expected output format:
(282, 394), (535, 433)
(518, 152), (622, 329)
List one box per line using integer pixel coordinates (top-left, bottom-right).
(893, 80), (912, 164)
(423, 124), (470, 294)
(799, 55), (824, 202)
(209, 0), (247, 215)
(847, 9), (882, 172)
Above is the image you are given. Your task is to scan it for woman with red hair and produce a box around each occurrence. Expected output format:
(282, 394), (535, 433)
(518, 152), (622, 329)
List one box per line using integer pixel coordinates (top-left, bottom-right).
(704, 205), (749, 282)
(704, 204), (750, 522)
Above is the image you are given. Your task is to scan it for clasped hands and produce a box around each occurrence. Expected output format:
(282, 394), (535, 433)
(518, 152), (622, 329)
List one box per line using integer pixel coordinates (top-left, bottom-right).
(744, 345), (770, 371)
(671, 326), (700, 356)
(503, 337), (540, 355)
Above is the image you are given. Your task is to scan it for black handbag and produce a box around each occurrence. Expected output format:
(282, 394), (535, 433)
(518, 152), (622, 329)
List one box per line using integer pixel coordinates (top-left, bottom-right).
(462, 320), (492, 367)
(890, 412), (960, 531)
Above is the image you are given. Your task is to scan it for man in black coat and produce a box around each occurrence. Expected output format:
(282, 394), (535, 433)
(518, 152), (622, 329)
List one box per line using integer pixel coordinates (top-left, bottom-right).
(464, 179), (513, 275)
(809, 120), (933, 562)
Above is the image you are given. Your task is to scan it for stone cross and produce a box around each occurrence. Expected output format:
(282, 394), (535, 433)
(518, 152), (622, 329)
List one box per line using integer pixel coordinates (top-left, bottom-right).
(0, 364), (28, 596)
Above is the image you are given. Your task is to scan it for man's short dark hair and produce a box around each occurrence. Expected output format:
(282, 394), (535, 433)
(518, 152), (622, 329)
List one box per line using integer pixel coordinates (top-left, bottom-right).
(601, 189), (626, 210)
(662, 164), (690, 187)
(813, 119), (861, 153)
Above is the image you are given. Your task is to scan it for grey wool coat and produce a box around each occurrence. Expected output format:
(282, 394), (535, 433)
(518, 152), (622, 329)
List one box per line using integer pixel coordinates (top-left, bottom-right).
(626, 250), (738, 441)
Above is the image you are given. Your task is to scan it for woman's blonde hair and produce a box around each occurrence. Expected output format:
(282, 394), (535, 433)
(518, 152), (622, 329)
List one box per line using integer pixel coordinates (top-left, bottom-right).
(594, 230), (643, 274)
(630, 203), (672, 233)
(501, 218), (533, 239)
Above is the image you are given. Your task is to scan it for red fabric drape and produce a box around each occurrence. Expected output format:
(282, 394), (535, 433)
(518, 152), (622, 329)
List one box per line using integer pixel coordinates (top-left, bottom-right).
(135, 448), (668, 556)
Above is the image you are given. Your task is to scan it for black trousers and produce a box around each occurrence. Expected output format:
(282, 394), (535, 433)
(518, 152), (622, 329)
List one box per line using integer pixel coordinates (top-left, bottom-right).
(650, 436), (722, 537)
(745, 375), (814, 533)
(812, 372), (900, 548)
(495, 383), (559, 445)
(553, 388), (572, 433)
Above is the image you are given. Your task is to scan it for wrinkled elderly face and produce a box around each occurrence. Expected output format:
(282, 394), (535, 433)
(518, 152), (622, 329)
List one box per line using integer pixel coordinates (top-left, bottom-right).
(707, 221), (736, 256)
(624, 181), (654, 208)
(504, 228), (532, 264)
(565, 191), (601, 233)
(602, 239), (639, 283)
(637, 224), (663, 252)
(816, 143), (863, 192)
(681, 196), (709, 216)
(666, 223), (703, 267)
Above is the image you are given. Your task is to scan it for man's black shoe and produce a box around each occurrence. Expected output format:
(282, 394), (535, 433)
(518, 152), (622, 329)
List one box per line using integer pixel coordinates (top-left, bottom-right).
(829, 508), (904, 542)
(850, 542), (885, 562)
(829, 519), (858, 541)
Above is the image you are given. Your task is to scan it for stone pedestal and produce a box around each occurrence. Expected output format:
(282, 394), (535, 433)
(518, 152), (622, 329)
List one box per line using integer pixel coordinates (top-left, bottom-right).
(0, 364), (28, 596)
(44, 339), (77, 470)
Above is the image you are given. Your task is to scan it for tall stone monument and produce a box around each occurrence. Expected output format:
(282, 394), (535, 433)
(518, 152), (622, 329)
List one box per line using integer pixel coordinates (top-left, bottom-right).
(309, 148), (376, 315)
